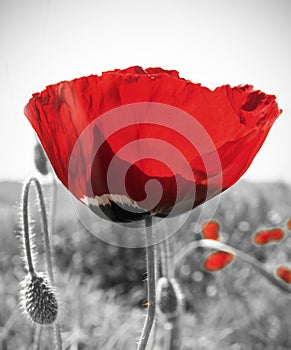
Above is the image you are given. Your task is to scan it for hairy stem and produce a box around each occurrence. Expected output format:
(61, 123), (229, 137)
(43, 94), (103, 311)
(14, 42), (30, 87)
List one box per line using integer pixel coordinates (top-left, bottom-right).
(22, 179), (36, 275)
(49, 173), (57, 242)
(160, 236), (173, 279)
(159, 236), (181, 350)
(160, 232), (181, 350)
(137, 216), (156, 350)
(35, 179), (62, 350)
(33, 178), (54, 284)
(49, 176), (63, 350)
(32, 325), (41, 350)
(22, 177), (62, 350)
(164, 318), (180, 350)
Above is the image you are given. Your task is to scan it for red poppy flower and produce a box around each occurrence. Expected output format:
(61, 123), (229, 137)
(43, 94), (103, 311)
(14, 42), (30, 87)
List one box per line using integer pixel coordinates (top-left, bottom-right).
(287, 217), (291, 231)
(276, 266), (291, 284)
(201, 221), (220, 240)
(253, 228), (284, 245)
(204, 251), (234, 271)
(24, 66), (282, 222)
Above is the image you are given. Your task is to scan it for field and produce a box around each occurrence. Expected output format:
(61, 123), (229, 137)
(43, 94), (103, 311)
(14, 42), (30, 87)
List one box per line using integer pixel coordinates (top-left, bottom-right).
(0, 179), (291, 350)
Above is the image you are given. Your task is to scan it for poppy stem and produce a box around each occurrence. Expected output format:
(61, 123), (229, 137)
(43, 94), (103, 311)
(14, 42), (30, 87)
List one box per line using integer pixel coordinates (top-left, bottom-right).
(32, 324), (41, 350)
(21, 177), (63, 350)
(159, 236), (181, 350)
(32, 173), (58, 350)
(137, 216), (156, 350)
(32, 178), (54, 284)
(49, 171), (57, 241)
(160, 235), (173, 279)
(35, 178), (63, 350)
(22, 179), (36, 275)
(174, 239), (291, 294)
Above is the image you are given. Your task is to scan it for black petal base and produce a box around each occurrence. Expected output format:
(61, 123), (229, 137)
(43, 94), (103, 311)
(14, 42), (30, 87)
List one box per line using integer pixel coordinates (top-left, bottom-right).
(89, 201), (151, 223)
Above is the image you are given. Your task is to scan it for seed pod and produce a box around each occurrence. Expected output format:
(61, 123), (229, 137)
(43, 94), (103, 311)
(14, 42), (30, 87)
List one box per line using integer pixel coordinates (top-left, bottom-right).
(157, 277), (182, 318)
(19, 272), (58, 325)
(34, 143), (50, 175)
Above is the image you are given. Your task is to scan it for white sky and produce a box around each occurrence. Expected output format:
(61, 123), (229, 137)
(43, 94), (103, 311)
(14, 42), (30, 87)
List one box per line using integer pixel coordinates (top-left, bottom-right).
(0, 0), (290, 183)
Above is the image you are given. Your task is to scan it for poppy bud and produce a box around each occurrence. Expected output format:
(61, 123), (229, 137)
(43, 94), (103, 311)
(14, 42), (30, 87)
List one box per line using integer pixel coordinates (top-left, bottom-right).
(157, 277), (183, 318)
(19, 272), (58, 325)
(34, 143), (50, 175)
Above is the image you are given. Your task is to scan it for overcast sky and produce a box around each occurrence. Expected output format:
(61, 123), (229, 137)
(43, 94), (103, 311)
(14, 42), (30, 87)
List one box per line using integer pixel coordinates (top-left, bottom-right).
(0, 0), (290, 183)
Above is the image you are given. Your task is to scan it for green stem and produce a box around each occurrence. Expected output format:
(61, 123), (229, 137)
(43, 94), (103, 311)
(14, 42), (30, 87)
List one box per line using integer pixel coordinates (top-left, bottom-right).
(137, 216), (156, 350)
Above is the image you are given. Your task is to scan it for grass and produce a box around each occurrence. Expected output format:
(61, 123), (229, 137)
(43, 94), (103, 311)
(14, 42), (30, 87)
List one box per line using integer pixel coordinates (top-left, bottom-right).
(0, 179), (291, 349)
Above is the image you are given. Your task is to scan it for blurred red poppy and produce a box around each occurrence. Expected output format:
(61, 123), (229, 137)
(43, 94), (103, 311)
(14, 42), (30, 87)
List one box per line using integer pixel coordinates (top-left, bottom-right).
(253, 228), (284, 245)
(276, 266), (291, 284)
(24, 66), (282, 222)
(287, 218), (291, 231)
(201, 221), (220, 240)
(204, 251), (234, 271)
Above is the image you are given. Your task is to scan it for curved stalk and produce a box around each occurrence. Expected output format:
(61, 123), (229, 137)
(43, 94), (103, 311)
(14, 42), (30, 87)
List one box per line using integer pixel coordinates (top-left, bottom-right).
(174, 239), (291, 294)
(22, 179), (36, 275)
(32, 178), (54, 284)
(21, 177), (63, 350)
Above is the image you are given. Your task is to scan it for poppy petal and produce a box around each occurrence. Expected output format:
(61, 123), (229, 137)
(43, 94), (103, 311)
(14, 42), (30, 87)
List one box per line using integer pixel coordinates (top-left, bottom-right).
(276, 266), (291, 284)
(287, 218), (291, 231)
(201, 221), (220, 240)
(204, 251), (234, 271)
(253, 228), (284, 245)
(24, 67), (282, 222)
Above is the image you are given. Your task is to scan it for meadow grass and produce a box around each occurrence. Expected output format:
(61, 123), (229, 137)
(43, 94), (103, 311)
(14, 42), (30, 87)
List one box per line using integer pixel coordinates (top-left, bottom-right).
(0, 180), (290, 349)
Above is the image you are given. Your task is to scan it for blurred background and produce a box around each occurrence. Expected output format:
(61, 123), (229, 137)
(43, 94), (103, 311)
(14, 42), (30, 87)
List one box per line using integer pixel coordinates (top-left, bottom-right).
(0, 0), (291, 349)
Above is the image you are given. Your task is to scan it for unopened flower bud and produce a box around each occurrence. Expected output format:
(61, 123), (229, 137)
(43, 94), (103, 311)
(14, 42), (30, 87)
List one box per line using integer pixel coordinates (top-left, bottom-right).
(157, 277), (182, 318)
(34, 143), (50, 175)
(19, 272), (58, 325)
